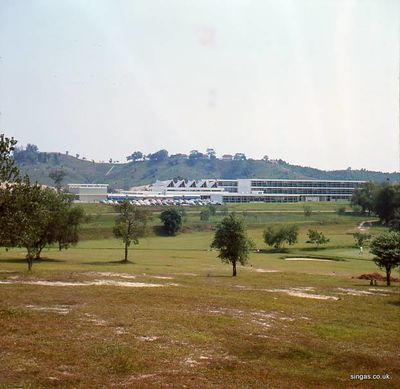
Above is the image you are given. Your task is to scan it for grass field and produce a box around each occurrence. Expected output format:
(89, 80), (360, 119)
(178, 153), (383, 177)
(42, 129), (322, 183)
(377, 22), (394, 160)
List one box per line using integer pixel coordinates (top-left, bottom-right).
(0, 203), (399, 388)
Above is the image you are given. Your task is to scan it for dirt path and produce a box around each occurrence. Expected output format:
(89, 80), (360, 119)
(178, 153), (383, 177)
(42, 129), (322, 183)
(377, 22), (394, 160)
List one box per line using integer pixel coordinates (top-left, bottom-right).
(357, 220), (379, 231)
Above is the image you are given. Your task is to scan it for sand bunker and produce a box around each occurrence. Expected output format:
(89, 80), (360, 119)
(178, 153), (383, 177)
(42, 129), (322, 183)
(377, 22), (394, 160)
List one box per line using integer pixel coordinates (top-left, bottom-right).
(337, 288), (389, 296)
(0, 279), (166, 288)
(284, 258), (333, 262)
(253, 268), (280, 273)
(261, 288), (339, 300)
(236, 285), (338, 300)
(137, 335), (160, 342)
(85, 272), (137, 279)
(25, 304), (70, 314)
(144, 275), (174, 280)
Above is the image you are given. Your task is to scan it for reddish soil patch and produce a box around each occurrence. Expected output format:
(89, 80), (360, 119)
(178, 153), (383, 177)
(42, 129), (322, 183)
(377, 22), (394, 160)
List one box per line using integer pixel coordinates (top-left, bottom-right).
(356, 273), (399, 282)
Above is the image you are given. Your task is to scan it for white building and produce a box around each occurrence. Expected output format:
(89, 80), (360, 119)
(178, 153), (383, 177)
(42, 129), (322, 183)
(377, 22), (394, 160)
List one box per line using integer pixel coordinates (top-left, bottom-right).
(68, 184), (108, 202)
(149, 178), (364, 203)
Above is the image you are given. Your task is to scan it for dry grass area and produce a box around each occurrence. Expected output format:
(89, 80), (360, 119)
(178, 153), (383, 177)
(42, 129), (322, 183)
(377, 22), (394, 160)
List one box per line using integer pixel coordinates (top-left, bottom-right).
(0, 262), (399, 388)
(0, 218), (399, 388)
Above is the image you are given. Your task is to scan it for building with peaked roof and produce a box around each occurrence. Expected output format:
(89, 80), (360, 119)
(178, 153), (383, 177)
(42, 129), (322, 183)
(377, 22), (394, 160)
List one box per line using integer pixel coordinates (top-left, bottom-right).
(150, 178), (364, 203)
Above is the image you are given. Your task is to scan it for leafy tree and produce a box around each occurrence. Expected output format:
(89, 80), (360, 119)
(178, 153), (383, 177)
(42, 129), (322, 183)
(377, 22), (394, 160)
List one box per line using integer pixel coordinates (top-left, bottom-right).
(388, 208), (400, 231)
(0, 133), (20, 182)
(233, 153), (246, 161)
(264, 225), (299, 249)
(160, 208), (182, 235)
(13, 143), (40, 164)
(369, 231), (400, 286)
(306, 229), (329, 248)
(374, 184), (400, 225)
(113, 201), (150, 262)
(56, 204), (85, 251)
(336, 205), (347, 215)
(127, 151), (143, 161)
(148, 149), (169, 161)
(350, 182), (378, 215)
(49, 169), (66, 192)
(206, 148), (216, 159)
(26, 144), (38, 153)
(352, 232), (371, 249)
(211, 214), (254, 276)
(220, 206), (229, 216)
(0, 182), (65, 269)
(189, 150), (206, 160)
(207, 204), (217, 216)
(303, 205), (312, 217)
(200, 209), (211, 221)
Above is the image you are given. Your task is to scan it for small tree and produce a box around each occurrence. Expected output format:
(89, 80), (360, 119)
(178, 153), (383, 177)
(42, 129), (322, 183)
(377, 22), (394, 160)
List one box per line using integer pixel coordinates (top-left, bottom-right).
(352, 232), (371, 250)
(211, 214), (254, 276)
(207, 204), (217, 216)
(369, 231), (400, 286)
(200, 209), (211, 221)
(0, 181), (60, 269)
(49, 169), (66, 192)
(113, 201), (150, 262)
(127, 151), (143, 162)
(306, 229), (329, 248)
(264, 225), (299, 249)
(220, 206), (229, 216)
(56, 205), (85, 251)
(350, 182), (377, 215)
(0, 133), (20, 182)
(160, 208), (183, 235)
(374, 184), (400, 225)
(336, 205), (347, 215)
(303, 205), (312, 217)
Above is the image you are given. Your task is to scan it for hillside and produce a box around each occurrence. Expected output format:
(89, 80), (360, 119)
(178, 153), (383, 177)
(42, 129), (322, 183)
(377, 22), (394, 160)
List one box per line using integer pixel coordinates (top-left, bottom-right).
(15, 151), (399, 190)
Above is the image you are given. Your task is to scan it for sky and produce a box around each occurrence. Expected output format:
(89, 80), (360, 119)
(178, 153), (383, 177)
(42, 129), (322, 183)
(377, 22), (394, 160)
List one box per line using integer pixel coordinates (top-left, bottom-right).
(0, 0), (399, 171)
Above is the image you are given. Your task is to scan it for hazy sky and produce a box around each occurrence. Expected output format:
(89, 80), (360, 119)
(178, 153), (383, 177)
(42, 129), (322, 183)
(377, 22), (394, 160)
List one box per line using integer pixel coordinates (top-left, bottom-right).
(0, 0), (399, 171)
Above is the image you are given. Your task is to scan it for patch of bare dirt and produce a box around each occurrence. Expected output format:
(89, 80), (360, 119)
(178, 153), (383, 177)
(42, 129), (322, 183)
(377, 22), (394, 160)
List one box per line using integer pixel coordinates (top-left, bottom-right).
(235, 285), (339, 300)
(284, 258), (333, 262)
(24, 304), (71, 315)
(356, 273), (399, 282)
(0, 279), (168, 288)
(337, 288), (390, 296)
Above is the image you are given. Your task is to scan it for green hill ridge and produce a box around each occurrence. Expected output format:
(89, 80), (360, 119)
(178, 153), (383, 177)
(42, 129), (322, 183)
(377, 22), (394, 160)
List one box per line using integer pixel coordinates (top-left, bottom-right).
(15, 151), (399, 190)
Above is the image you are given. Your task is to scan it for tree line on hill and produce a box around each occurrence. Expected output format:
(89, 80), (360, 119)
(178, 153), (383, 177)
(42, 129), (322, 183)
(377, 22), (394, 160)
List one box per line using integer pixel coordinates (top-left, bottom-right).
(11, 142), (399, 188)
(127, 148), (251, 162)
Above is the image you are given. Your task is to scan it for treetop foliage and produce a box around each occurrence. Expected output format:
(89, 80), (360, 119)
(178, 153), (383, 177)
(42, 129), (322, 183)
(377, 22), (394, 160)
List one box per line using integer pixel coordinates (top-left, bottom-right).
(0, 134), (85, 270)
(369, 231), (400, 286)
(351, 182), (400, 228)
(160, 208), (183, 235)
(211, 214), (254, 275)
(306, 229), (329, 247)
(263, 224), (299, 249)
(0, 133), (20, 182)
(113, 200), (151, 262)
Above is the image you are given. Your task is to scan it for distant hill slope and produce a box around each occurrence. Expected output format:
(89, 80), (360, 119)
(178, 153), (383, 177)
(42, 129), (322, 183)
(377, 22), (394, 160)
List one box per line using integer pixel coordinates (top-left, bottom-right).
(16, 153), (399, 190)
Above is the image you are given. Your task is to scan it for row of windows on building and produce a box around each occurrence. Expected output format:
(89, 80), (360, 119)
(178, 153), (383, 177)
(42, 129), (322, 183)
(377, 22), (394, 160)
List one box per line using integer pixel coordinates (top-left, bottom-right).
(222, 195), (350, 203)
(250, 181), (361, 188)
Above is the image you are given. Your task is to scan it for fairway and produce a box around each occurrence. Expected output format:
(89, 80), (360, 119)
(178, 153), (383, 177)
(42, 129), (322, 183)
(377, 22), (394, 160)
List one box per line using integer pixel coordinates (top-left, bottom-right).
(0, 207), (399, 388)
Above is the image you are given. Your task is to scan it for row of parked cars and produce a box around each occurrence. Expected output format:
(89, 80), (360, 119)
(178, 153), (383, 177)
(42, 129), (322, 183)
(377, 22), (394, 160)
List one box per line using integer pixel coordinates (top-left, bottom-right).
(101, 198), (221, 207)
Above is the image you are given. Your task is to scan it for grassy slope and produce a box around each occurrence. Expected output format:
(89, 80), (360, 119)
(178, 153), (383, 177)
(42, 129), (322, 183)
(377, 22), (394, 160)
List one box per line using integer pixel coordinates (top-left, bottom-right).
(0, 204), (399, 388)
(18, 153), (399, 189)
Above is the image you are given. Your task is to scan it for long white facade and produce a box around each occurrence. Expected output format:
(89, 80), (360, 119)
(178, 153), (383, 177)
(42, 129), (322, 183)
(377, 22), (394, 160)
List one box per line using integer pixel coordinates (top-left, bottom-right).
(150, 178), (364, 203)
